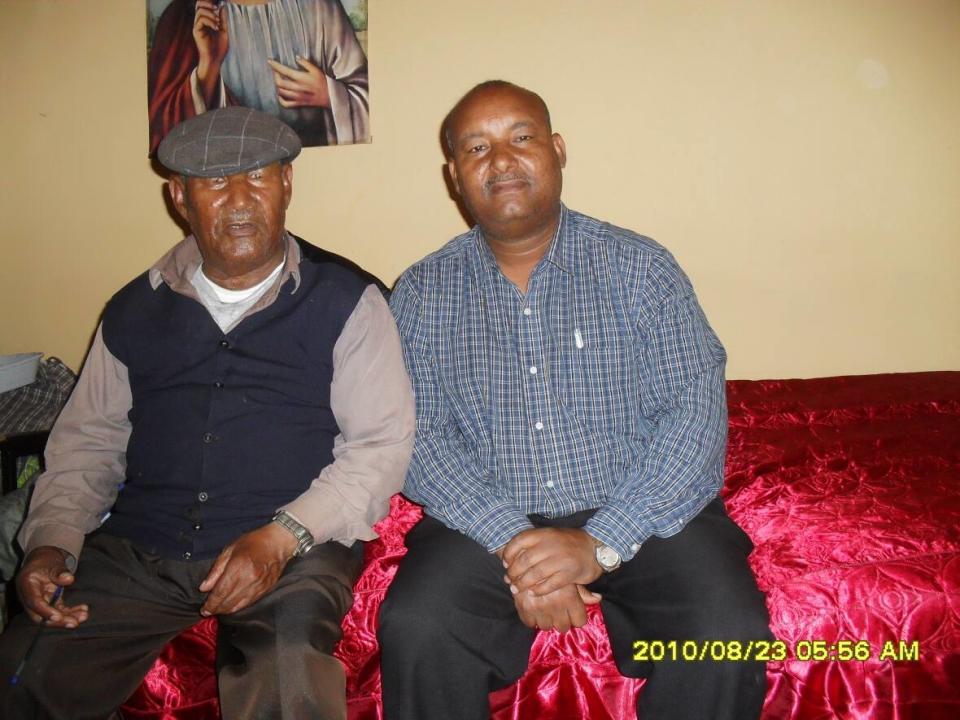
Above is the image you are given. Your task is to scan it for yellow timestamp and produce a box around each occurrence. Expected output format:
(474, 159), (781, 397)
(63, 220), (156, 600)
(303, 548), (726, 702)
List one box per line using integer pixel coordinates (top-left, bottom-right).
(632, 639), (920, 663)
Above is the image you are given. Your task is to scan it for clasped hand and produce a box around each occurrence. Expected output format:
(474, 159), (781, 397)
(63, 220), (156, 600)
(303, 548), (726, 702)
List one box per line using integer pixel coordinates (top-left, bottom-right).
(500, 527), (603, 633)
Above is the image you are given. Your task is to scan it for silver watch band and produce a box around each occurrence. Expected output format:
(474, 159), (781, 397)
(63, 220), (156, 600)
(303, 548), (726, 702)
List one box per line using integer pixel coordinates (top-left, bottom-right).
(272, 510), (316, 557)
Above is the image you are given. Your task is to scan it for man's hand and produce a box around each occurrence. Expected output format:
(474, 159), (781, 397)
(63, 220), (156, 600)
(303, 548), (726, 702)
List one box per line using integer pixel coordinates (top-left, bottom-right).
(268, 57), (331, 109)
(16, 546), (89, 629)
(502, 527), (602, 597)
(193, 0), (229, 106)
(513, 583), (601, 633)
(199, 522), (297, 616)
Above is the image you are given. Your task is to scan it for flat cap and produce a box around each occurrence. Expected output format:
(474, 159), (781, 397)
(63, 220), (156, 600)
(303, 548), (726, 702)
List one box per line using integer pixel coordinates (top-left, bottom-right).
(157, 106), (301, 177)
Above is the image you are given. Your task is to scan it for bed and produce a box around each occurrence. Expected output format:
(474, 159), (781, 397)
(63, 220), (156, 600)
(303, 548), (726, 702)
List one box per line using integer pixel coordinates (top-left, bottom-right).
(121, 371), (960, 719)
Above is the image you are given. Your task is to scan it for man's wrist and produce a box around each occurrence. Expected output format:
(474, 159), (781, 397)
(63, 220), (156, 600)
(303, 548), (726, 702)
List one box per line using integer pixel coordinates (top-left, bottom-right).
(587, 534), (622, 573)
(26, 545), (73, 566)
(271, 510), (316, 557)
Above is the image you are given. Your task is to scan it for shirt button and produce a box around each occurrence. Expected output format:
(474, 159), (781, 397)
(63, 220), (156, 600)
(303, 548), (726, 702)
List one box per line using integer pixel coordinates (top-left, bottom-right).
(182, 551), (192, 560)
(198, 491), (209, 502)
(219, 340), (230, 349)
(529, 366), (538, 375)
(202, 432), (214, 443)
(545, 480), (555, 488)
(534, 421), (544, 431)
(631, 543), (641, 554)
(523, 308), (532, 316)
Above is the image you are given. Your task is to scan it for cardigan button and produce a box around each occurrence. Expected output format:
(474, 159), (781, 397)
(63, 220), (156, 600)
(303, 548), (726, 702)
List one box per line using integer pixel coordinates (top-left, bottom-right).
(202, 432), (214, 443)
(198, 491), (209, 502)
(214, 381), (224, 389)
(219, 340), (230, 349)
(182, 551), (192, 560)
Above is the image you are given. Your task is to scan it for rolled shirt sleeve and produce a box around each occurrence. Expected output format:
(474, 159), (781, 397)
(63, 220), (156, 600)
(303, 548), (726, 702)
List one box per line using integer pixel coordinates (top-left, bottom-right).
(279, 285), (415, 546)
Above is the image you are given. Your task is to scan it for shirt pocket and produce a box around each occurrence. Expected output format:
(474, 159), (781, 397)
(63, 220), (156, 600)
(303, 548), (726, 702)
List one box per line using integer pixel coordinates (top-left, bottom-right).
(554, 325), (637, 431)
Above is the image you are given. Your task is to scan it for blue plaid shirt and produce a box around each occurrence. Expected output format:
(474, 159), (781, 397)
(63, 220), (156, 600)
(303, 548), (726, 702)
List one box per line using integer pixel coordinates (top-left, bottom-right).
(390, 207), (727, 560)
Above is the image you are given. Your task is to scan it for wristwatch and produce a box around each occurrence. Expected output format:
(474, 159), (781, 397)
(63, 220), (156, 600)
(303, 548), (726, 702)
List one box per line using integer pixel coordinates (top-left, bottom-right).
(594, 543), (622, 573)
(271, 510), (316, 557)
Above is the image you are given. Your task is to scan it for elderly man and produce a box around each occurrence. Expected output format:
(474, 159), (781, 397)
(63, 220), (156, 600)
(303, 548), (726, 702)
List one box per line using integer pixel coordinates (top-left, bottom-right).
(0, 107), (414, 720)
(378, 81), (772, 720)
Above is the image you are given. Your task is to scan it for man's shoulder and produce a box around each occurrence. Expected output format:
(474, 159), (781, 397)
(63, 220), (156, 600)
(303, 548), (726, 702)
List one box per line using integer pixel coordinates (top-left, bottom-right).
(566, 209), (695, 311)
(106, 271), (154, 311)
(569, 209), (687, 282)
(395, 228), (477, 290)
(567, 209), (672, 264)
(294, 235), (387, 296)
(100, 271), (157, 356)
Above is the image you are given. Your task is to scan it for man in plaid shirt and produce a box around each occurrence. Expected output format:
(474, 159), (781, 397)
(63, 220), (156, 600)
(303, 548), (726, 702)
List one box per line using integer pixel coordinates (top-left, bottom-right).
(379, 81), (771, 720)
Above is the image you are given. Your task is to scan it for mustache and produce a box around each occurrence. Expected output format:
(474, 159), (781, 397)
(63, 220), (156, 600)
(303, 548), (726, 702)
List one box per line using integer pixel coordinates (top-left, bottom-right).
(222, 210), (258, 224)
(485, 173), (529, 190)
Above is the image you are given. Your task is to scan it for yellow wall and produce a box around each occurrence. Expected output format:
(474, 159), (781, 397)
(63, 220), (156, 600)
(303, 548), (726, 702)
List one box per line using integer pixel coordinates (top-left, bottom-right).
(1, 0), (958, 378)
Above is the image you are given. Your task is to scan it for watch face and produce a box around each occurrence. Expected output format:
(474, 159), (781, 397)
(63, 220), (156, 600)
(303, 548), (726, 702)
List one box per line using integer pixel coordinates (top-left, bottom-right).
(597, 545), (620, 569)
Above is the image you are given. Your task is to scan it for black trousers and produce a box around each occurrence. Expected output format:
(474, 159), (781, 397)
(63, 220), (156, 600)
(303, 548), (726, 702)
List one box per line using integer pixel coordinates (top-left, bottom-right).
(378, 499), (772, 720)
(0, 532), (364, 720)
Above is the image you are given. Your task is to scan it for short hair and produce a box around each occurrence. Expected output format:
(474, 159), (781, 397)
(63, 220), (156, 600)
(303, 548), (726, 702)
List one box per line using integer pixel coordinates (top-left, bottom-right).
(442, 80), (552, 157)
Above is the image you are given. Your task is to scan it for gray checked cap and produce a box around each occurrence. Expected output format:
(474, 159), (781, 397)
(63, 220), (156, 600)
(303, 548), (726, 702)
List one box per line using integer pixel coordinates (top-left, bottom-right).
(157, 107), (301, 178)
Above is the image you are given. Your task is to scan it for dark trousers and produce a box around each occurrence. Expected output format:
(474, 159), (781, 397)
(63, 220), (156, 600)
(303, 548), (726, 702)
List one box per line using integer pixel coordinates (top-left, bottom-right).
(378, 499), (772, 720)
(0, 531), (364, 720)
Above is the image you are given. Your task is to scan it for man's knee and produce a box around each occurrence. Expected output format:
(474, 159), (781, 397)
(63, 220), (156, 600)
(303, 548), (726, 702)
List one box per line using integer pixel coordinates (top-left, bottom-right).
(0, 625), (141, 720)
(378, 559), (509, 660)
(675, 564), (772, 644)
(226, 576), (354, 660)
(380, 524), (505, 644)
(378, 579), (451, 650)
(711, 592), (772, 646)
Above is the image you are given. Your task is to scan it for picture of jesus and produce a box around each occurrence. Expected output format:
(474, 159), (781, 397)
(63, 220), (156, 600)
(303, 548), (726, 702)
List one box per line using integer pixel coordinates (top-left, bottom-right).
(147, 0), (369, 153)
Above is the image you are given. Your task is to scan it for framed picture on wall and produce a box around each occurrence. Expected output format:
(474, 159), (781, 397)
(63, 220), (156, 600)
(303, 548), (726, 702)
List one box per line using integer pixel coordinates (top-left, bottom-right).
(146, 0), (369, 154)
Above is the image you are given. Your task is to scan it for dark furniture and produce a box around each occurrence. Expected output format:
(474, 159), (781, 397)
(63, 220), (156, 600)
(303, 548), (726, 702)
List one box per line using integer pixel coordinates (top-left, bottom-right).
(0, 430), (49, 496)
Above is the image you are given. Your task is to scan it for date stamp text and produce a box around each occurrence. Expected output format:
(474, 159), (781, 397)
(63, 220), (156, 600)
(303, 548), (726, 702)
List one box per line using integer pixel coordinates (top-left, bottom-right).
(632, 639), (920, 663)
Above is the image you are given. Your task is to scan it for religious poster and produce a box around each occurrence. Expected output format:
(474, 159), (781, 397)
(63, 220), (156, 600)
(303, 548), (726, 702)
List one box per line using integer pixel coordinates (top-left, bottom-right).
(146, 0), (369, 154)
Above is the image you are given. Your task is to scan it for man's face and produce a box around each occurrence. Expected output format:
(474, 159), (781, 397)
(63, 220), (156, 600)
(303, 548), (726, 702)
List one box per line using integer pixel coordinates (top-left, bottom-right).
(168, 162), (293, 287)
(447, 86), (566, 242)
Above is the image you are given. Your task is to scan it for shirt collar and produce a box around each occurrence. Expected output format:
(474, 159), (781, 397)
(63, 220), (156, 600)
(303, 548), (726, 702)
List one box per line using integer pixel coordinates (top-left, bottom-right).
(472, 204), (573, 277)
(542, 204), (572, 274)
(148, 231), (302, 295)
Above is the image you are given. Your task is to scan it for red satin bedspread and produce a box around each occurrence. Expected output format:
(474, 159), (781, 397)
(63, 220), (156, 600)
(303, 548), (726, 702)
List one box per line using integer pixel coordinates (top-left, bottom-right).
(120, 372), (960, 719)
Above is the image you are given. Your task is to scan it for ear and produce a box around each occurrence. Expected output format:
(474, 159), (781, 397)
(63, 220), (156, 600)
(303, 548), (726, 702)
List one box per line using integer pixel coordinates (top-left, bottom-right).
(168, 175), (190, 222)
(281, 163), (293, 209)
(447, 158), (461, 196)
(552, 133), (567, 169)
